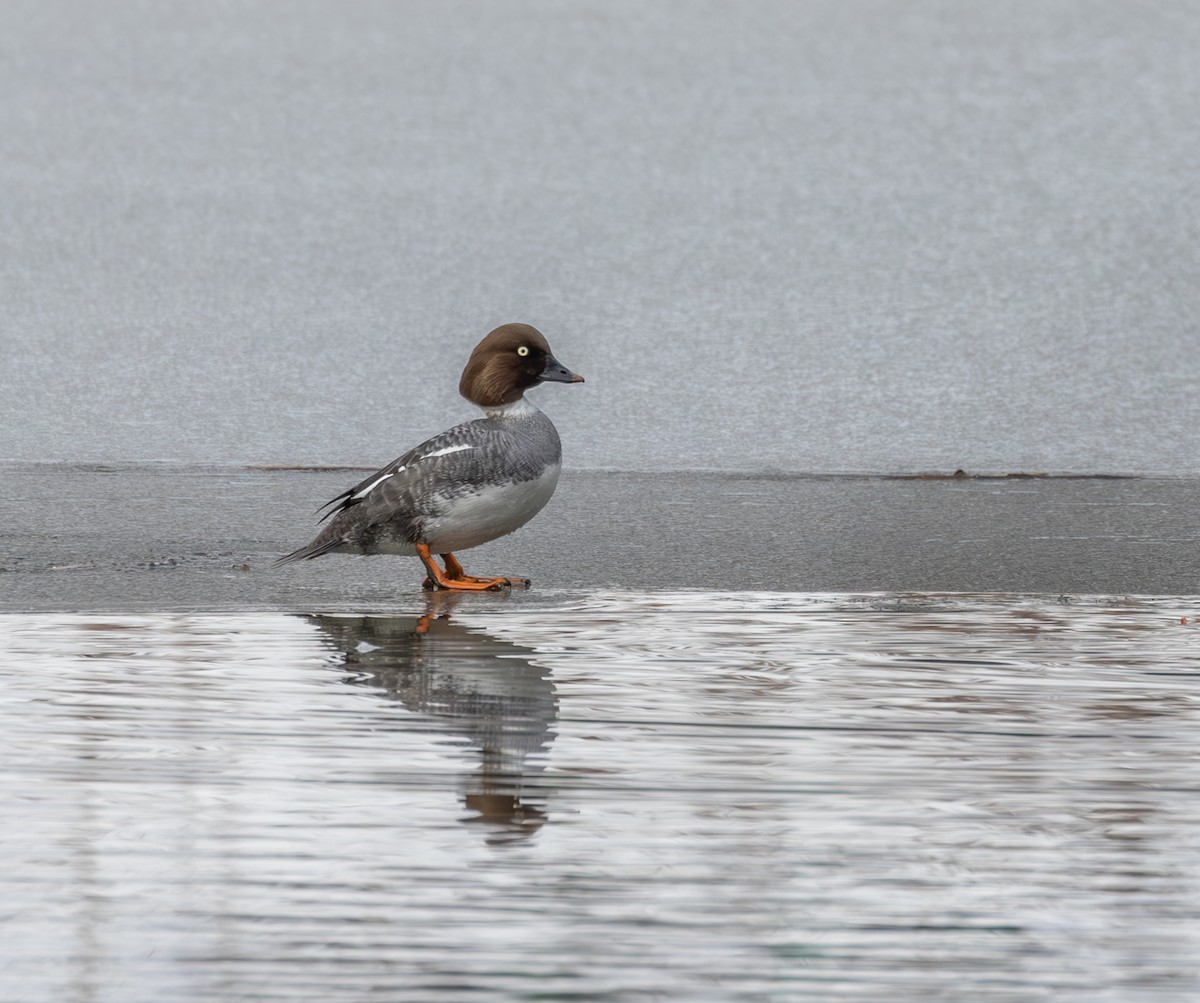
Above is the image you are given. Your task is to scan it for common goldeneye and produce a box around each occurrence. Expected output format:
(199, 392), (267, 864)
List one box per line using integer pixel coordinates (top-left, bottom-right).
(275, 323), (584, 590)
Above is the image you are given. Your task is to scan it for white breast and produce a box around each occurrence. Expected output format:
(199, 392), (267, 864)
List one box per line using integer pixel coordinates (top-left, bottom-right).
(422, 463), (562, 553)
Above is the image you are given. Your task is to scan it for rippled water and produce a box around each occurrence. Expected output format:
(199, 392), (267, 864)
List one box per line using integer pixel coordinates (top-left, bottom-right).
(4, 593), (1200, 1002)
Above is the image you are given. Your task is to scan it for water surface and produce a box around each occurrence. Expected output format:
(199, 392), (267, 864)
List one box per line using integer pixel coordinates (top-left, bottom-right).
(4, 592), (1200, 1001)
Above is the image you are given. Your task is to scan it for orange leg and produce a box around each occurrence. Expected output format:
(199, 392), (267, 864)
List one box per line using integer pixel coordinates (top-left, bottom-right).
(414, 612), (452, 634)
(442, 552), (530, 588)
(417, 544), (530, 591)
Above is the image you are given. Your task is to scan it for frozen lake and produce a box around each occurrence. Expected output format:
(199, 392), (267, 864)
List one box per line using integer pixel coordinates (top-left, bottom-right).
(2, 465), (1199, 607)
(2, 0), (1198, 474)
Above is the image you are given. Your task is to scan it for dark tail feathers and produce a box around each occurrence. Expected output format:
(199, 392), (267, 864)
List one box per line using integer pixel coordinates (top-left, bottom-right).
(272, 537), (344, 568)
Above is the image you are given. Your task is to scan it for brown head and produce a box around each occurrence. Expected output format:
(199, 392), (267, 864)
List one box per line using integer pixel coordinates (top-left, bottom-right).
(459, 323), (585, 408)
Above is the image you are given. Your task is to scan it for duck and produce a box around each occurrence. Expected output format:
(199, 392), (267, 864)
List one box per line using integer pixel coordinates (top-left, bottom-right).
(275, 323), (584, 590)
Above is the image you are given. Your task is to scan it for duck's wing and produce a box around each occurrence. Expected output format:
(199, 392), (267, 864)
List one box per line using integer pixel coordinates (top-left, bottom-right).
(315, 420), (498, 525)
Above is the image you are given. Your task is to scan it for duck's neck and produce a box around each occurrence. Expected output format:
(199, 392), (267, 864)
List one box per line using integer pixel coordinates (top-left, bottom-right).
(482, 396), (541, 420)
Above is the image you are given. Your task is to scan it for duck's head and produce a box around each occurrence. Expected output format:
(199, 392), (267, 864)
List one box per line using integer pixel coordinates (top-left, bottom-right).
(459, 323), (585, 408)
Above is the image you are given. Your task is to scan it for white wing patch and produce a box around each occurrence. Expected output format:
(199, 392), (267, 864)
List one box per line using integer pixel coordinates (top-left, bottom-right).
(349, 444), (473, 502)
(421, 443), (474, 460)
(352, 468), (404, 500)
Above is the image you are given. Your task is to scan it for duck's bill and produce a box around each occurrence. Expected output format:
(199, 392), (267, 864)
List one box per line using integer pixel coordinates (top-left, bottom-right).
(539, 355), (585, 384)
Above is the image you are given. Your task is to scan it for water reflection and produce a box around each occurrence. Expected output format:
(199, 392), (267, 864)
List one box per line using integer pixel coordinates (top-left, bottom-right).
(305, 594), (557, 843)
(4, 596), (1200, 1002)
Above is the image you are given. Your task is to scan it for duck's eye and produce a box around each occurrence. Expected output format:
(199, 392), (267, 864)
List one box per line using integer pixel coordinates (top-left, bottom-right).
(516, 346), (530, 357)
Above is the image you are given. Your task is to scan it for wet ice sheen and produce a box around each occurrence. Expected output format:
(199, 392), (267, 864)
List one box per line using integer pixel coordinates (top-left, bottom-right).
(3, 593), (1199, 1002)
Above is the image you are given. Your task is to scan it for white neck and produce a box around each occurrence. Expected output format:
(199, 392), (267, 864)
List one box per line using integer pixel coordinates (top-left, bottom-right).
(483, 396), (541, 419)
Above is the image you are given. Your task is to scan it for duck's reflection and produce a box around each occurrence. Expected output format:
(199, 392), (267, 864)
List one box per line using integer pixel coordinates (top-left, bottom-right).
(304, 593), (557, 844)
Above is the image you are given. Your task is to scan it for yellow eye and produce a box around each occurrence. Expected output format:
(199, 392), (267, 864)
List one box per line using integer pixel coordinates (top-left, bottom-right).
(516, 346), (530, 357)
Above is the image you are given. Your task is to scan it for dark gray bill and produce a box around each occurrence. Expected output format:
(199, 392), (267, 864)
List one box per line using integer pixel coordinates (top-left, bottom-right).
(539, 354), (585, 384)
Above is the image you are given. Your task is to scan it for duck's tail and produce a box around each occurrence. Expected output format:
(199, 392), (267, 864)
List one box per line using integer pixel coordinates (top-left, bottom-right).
(272, 536), (344, 568)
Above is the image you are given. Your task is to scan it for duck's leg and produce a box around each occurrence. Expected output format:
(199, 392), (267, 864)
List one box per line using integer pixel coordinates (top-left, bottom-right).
(414, 612), (454, 633)
(443, 551), (531, 588)
(417, 544), (528, 591)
